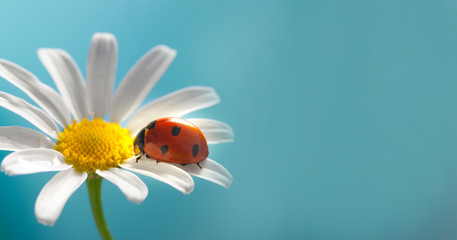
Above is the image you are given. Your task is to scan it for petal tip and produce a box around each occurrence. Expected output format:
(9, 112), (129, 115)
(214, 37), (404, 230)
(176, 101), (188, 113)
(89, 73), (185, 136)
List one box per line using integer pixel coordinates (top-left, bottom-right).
(92, 33), (117, 44)
(93, 32), (115, 38)
(126, 189), (148, 205)
(204, 87), (221, 104)
(37, 48), (51, 55)
(128, 197), (145, 205)
(224, 177), (233, 188)
(182, 187), (194, 195)
(178, 180), (194, 195)
(37, 48), (63, 57)
(156, 45), (177, 56)
(36, 217), (56, 227)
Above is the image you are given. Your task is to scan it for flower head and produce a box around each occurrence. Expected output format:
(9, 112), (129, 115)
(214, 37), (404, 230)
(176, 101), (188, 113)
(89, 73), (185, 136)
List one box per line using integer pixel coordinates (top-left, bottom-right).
(55, 118), (133, 172)
(0, 33), (233, 226)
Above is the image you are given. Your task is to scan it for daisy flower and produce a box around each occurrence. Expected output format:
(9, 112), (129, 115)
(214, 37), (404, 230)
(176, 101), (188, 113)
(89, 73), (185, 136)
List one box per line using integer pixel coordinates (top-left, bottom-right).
(0, 33), (233, 238)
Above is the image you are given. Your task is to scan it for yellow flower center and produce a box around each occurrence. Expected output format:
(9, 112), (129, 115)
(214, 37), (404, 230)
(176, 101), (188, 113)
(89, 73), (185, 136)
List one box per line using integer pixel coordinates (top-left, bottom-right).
(54, 118), (134, 172)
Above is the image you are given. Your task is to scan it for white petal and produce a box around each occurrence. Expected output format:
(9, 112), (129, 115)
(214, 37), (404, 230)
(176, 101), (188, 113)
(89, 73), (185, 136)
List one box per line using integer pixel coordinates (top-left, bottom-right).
(110, 45), (177, 123)
(0, 91), (59, 139)
(0, 126), (54, 151)
(86, 33), (117, 118)
(35, 168), (87, 226)
(1, 149), (71, 176)
(120, 157), (194, 194)
(187, 118), (234, 144)
(127, 86), (220, 137)
(38, 48), (90, 121)
(96, 168), (147, 204)
(172, 159), (233, 188)
(0, 60), (71, 127)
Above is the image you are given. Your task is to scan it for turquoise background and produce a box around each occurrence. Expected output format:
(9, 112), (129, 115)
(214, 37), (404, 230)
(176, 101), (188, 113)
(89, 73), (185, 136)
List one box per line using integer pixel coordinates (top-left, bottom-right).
(0, 0), (457, 239)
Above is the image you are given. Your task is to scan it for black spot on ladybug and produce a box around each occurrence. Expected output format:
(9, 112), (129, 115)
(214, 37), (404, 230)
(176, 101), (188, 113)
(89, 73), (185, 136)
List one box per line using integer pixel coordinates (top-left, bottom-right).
(146, 121), (156, 129)
(160, 145), (168, 154)
(192, 144), (199, 157)
(171, 125), (181, 136)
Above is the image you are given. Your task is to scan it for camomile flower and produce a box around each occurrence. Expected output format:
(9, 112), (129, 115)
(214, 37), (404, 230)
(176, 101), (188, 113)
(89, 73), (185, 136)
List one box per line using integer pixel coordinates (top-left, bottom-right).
(0, 33), (233, 239)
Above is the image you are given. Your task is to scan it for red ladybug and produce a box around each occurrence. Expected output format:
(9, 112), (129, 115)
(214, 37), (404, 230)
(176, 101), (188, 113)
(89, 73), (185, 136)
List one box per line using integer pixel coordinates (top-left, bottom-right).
(133, 117), (209, 166)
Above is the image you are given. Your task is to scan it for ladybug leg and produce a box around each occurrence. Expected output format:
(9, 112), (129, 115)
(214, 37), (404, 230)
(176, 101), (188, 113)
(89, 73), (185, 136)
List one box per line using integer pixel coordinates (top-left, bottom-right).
(135, 153), (150, 163)
(196, 163), (202, 170)
(135, 154), (143, 163)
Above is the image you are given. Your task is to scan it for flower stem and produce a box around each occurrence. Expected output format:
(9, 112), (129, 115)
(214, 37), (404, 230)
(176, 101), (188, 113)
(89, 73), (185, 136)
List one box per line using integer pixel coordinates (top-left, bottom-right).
(87, 175), (113, 240)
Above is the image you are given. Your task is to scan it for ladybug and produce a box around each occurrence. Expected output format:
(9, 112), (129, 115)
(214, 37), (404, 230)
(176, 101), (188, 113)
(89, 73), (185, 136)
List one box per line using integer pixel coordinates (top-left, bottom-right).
(133, 117), (209, 167)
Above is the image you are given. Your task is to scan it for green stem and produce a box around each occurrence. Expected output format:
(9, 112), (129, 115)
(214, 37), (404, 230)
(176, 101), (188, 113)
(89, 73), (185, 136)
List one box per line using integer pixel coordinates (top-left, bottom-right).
(87, 175), (113, 240)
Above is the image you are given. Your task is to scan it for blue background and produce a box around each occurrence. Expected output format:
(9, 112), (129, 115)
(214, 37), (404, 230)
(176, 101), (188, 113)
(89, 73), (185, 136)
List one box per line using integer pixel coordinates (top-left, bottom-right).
(1, 0), (457, 239)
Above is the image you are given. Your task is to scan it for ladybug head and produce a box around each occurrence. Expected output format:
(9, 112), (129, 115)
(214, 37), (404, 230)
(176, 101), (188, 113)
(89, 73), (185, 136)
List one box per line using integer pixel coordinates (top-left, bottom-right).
(133, 128), (146, 155)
